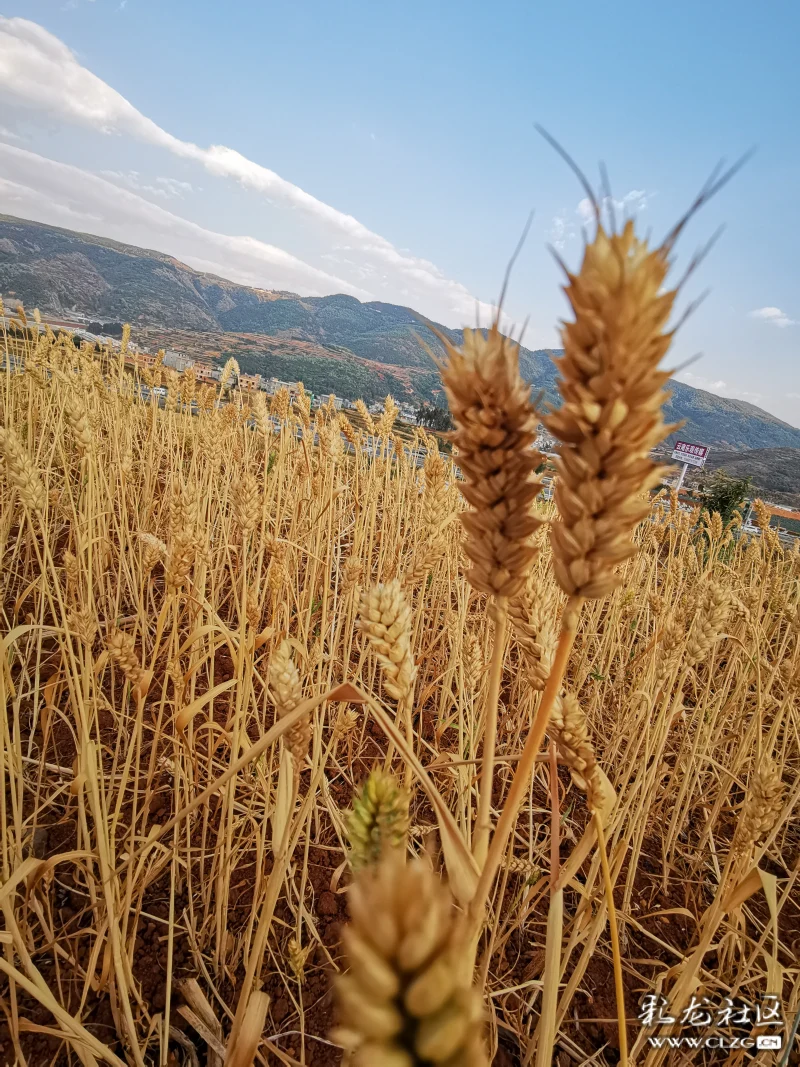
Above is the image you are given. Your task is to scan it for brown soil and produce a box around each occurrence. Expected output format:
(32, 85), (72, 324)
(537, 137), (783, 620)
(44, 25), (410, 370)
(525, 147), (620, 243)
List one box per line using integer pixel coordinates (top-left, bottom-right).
(3, 651), (798, 1065)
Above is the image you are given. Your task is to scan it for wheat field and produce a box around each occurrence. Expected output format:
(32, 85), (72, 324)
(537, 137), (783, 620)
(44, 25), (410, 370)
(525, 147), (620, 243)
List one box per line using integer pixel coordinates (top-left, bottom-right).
(0, 220), (799, 1067)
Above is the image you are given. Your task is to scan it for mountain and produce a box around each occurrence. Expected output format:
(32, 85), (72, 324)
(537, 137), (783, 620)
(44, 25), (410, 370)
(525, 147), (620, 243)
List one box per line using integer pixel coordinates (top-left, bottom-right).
(660, 386), (800, 452)
(698, 447), (800, 508)
(2, 213), (799, 451)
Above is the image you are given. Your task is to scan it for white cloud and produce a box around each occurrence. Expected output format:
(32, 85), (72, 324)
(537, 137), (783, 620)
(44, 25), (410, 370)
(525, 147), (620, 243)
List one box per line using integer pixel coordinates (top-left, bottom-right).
(100, 170), (192, 200)
(749, 306), (796, 328)
(678, 370), (764, 402)
(0, 19), (197, 148)
(549, 190), (653, 253)
(547, 213), (575, 253)
(577, 189), (651, 225)
(0, 17), (495, 327)
(0, 143), (372, 300)
(157, 176), (193, 197)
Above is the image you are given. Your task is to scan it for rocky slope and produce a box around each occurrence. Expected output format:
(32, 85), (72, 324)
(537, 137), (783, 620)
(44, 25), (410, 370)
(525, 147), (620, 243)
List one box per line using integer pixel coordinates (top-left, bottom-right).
(697, 447), (800, 507)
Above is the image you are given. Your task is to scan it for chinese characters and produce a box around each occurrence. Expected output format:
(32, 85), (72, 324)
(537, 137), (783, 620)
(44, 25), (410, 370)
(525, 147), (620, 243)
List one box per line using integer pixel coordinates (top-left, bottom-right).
(638, 994), (783, 1030)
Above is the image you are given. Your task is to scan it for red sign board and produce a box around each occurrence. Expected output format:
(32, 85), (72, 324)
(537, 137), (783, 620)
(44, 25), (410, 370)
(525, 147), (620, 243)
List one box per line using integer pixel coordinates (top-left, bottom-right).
(671, 440), (709, 467)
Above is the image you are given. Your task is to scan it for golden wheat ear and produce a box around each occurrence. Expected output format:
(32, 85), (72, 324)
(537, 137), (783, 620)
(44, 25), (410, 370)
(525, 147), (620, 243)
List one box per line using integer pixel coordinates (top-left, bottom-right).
(432, 321), (544, 599)
(0, 425), (47, 513)
(735, 760), (785, 856)
(269, 640), (311, 766)
(358, 579), (417, 702)
(232, 469), (261, 535)
(334, 851), (488, 1066)
(543, 217), (679, 600)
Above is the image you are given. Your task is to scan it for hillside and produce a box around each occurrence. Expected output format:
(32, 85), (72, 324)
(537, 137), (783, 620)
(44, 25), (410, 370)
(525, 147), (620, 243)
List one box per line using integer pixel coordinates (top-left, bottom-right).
(2, 213), (799, 450)
(695, 447), (800, 508)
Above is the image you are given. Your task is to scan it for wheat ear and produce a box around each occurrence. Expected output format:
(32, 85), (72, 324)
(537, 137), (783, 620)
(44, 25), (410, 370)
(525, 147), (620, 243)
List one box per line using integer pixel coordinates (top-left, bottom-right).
(269, 640), (311, 767)
(470, 217), (678, 1002)
(439, 319), (544, 864)
(0, 425), (47, 513)
(347, 768), (410, 871)
(359, 580), (417, 785)
(334, 850), (488, 1066)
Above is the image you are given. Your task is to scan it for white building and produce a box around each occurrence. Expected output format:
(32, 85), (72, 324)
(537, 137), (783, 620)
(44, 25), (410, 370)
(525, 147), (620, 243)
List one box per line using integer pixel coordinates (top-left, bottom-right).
(163, 350), (194, 372)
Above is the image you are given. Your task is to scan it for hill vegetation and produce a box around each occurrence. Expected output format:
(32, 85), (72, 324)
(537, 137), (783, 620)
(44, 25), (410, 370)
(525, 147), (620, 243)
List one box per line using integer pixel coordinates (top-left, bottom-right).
(694, 446), (800, 508)
(2, 213), (800, 449)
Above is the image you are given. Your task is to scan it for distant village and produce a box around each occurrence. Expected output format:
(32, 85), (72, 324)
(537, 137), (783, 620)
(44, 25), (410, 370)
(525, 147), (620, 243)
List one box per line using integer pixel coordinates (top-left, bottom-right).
(12, 310), (427, 424)
(3, 305), (797, 540)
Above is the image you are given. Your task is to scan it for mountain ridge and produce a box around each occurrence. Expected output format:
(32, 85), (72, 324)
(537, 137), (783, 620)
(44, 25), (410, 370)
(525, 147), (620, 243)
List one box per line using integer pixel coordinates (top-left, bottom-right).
(2, 213), (799, 452)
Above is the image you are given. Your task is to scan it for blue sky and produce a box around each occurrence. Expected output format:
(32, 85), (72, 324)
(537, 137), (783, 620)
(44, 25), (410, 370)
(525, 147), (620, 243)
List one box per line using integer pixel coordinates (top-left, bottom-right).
(0, 1), (798, 426)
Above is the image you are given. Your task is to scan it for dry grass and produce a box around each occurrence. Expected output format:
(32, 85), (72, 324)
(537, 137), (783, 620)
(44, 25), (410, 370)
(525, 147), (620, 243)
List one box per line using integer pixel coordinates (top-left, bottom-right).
(0, 270), (798, 1067)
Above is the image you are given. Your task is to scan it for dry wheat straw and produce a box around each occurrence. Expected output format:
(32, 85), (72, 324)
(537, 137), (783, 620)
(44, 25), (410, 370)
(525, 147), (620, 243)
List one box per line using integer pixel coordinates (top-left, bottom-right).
(1, 166), (793, 1067)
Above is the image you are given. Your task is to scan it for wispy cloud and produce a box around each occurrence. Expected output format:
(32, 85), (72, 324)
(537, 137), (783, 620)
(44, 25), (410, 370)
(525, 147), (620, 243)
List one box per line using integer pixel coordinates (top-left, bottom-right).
(749, 306), (796, 328)
(548, 190), (654, 251)
(578, 189), (652, 224)
(0, 143), (372, 300)
(157, 176), (193, 197)
(100, 170), (193, 200)
(0, 17), (495, 326)
(546, 213), (575, 253)
(677, 369), (765, 402)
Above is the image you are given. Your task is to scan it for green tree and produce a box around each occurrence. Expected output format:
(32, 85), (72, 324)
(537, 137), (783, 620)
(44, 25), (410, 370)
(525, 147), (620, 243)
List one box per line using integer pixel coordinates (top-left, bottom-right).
(697, 470), (752, 527)
(415, 403), (454, 432)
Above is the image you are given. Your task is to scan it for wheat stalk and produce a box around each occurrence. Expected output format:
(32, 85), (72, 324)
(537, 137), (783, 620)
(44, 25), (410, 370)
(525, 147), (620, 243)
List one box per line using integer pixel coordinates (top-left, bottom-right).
(2, 158), (790, 1067)
(438, 319), (544, 863)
